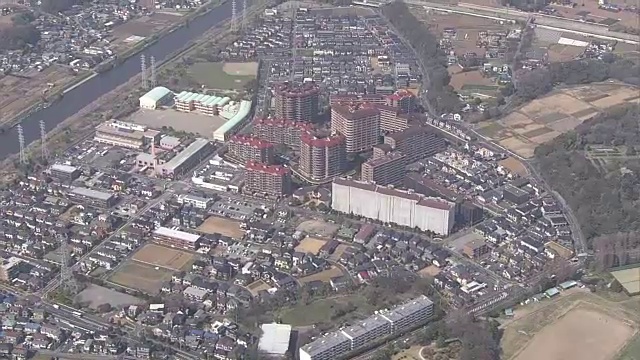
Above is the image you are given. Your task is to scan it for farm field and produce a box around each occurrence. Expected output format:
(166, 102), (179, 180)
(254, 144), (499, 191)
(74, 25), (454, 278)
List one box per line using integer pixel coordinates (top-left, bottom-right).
(298, 266), (344, 284)
(476, 83), (640, 158)
(278, 295), (373, 327)
(296, 219), (340, 238)
(501, 290), (639, 360)
(131, 243), (194, 271)
(197, 216), (245, 239)
(187, 62), (258, 90)
(109, 261), (173, 295)
(294, 237), (328, 256)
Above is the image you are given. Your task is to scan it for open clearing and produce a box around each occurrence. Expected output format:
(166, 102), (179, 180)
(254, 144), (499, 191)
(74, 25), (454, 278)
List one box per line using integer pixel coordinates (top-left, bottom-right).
(109, 261), (173, 295)
(197, 216), (245, 238)
(129, 108), (227, 137)
(501, 290), (640, 360)
(295, 237), (328, 255)
(247, 279), (271, 296)
(296, 219), (339, 238)
(279, 295), (373, 327)
(132, 243), (194, 271)
(298, 266), (344, 284)
(0, 65), (79, 125)
(75, 284), (143, 310)
(187, 62), (257, 90)
(477, 83), (640, 158)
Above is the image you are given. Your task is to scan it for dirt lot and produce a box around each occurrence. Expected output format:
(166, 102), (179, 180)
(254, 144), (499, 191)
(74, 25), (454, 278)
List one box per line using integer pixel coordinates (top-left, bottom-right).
(132, 243), (194, 271)
(296, 220), (339, 238)
(0, 66), (79, 125)
(449, 68), (496, 90)
(129, 108), (227, 137)
(298, 266), (344, 284)
(502, 290), (640, 360)
(223, 62), (259, 76)
(75, 284), (143, 310)
(478, 83), (640, 158)
(329, 244), (350, 262)
(109, 261), (173, 295)
(197, 216), (245, 238)
(246, 279), (271, 296)
(295, 237), (328, 255)
(514, 308), (634, 360)
(499, 157), (529, 176)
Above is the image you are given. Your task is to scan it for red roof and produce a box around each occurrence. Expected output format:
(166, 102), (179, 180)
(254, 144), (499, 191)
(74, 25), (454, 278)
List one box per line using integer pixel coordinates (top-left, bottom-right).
(245, 160), (290, 176)
(229, 134), (273, 149)
(332, 102), (380, 120)
(253, 118), (314, 131)
(301, 132), (345, 148)
(275, 82), (319, 97)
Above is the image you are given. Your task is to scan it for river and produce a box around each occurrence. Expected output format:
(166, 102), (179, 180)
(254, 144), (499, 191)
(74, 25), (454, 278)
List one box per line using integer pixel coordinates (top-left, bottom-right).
(0, 0), (239, 158)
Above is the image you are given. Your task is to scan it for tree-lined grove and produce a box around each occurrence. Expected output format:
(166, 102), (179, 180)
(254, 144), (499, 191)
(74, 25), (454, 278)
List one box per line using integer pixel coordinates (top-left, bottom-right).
(382, 1), (462, 115)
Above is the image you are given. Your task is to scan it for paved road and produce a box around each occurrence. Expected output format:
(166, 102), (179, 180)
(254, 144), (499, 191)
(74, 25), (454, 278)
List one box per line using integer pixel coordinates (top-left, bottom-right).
(405, 1), (639, 44)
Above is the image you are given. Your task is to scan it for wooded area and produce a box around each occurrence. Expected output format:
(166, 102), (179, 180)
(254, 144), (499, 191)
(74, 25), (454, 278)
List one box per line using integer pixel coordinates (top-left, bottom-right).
(535, 106), (640, 266)
(0, 24), (40, 51)
(382, 1), (463, 115)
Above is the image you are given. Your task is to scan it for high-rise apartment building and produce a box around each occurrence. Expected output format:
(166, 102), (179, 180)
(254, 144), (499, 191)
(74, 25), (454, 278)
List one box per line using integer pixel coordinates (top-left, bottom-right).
(227, 135), (275, 164)
(376, 104), (410, 133)
(244, 160), (292, 197)
(299, 132), (346, 182)
(252, 118), (314, 148)
(330, 103), (380, 153)
(361, 151), (407, 186)
(385, 89), (416, 113)
(329, 94), (386, 107)
(274, 82), (320, 122)
(384, 126), (445, 163)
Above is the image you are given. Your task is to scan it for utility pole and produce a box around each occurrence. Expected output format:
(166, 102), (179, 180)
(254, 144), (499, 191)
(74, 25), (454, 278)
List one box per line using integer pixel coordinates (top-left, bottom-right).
(140, 54), (148, 90)
(150, 56), (157, 88)
(40, 120), (48, 161)
(232, 0), (238, 33)
(17, 124), (26, 165)
(59, 235), (79, 295)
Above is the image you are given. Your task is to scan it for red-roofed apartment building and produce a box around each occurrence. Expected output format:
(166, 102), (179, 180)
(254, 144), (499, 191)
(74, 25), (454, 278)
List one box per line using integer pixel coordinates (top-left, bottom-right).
(245, 160), (292, 197)
(228, 135), (275, 164)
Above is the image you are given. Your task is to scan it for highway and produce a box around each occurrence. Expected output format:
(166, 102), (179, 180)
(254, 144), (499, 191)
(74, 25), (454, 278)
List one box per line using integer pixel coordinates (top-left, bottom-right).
(404, 1), (640, 45)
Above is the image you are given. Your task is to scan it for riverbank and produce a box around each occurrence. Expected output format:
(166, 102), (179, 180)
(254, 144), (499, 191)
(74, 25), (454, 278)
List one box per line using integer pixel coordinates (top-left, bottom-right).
(0, 0), (225, 134)
(0, 1), (268, 184)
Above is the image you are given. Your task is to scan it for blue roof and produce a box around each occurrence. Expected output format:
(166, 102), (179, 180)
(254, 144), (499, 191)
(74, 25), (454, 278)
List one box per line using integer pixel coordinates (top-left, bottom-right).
(140, 86), (173, 103)
(545, 287), (560, 297)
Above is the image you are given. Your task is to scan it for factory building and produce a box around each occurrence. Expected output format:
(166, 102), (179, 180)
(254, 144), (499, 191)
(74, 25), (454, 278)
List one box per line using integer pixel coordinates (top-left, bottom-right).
(360, 151), (407, 186)
(152, 227), (201, 251)
(156, 138), (213, 179)
(227, 135), (275, 164)
(244, 160), (292, 197)
(300, 296), (434, 360)
(213, 100), (253, 142)
(274, 82), (319, 122)
(49, 164), (80, 182)
(299, 133), (346, 182)
(384, 126), (445, 163)
(94, 120), (160, 149)
(68, 187), (117, 208)
(330, 103), (380, 154)
(252, 118), (314, 148)
(331, 178), (456, 236)
(139, 86), (173, 110)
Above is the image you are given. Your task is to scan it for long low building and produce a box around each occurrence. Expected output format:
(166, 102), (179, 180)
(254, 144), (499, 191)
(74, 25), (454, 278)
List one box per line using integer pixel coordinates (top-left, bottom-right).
(156, 138), (213, 179)
(68, 187), (117, 208)
(213, 100), (253, 142)
(331, 178), (456, 236)
(152, 227), (201, 251)
(300, 295), (434, 360)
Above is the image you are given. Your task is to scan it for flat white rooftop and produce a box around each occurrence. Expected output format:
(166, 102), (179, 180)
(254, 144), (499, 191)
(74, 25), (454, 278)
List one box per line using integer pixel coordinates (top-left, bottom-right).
(153, 227), (201, 243)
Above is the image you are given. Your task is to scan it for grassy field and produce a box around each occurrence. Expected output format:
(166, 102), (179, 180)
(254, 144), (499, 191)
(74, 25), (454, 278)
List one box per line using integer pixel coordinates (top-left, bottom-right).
(619, 334), (640, 360)
(109, 261), (173, 295)
(279, 295), (373, 327)
(187, 62), (257, 90)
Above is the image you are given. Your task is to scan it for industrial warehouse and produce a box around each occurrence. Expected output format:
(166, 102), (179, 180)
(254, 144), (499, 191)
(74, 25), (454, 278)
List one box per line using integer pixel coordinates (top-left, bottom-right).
(134, 86), (253, 141)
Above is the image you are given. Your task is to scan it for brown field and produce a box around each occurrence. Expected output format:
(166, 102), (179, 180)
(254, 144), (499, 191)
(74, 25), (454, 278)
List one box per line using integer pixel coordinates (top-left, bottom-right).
(223, 62), (259, 77)
(329, 244), (350, 262)
(109, 261), (173, 295)
(295, 237), (328, 255)
(550, 2), (639, 29)
(110, 12), (183, 53)
(480, 83), (640, 158)
(246, 279), (271, 296)
(514, 308), (634, 360)
(0, 66), (79, 124)
(449, 68), (495, 90)
(132, 243), (194, 271)
(418, 265), (442, 277)
(546, 44), (585, 62)
(499, 157), (529, 176)
(502, 290), (640, 360)
(197, 216), (245, 238)
(298, 266), (344, 284)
